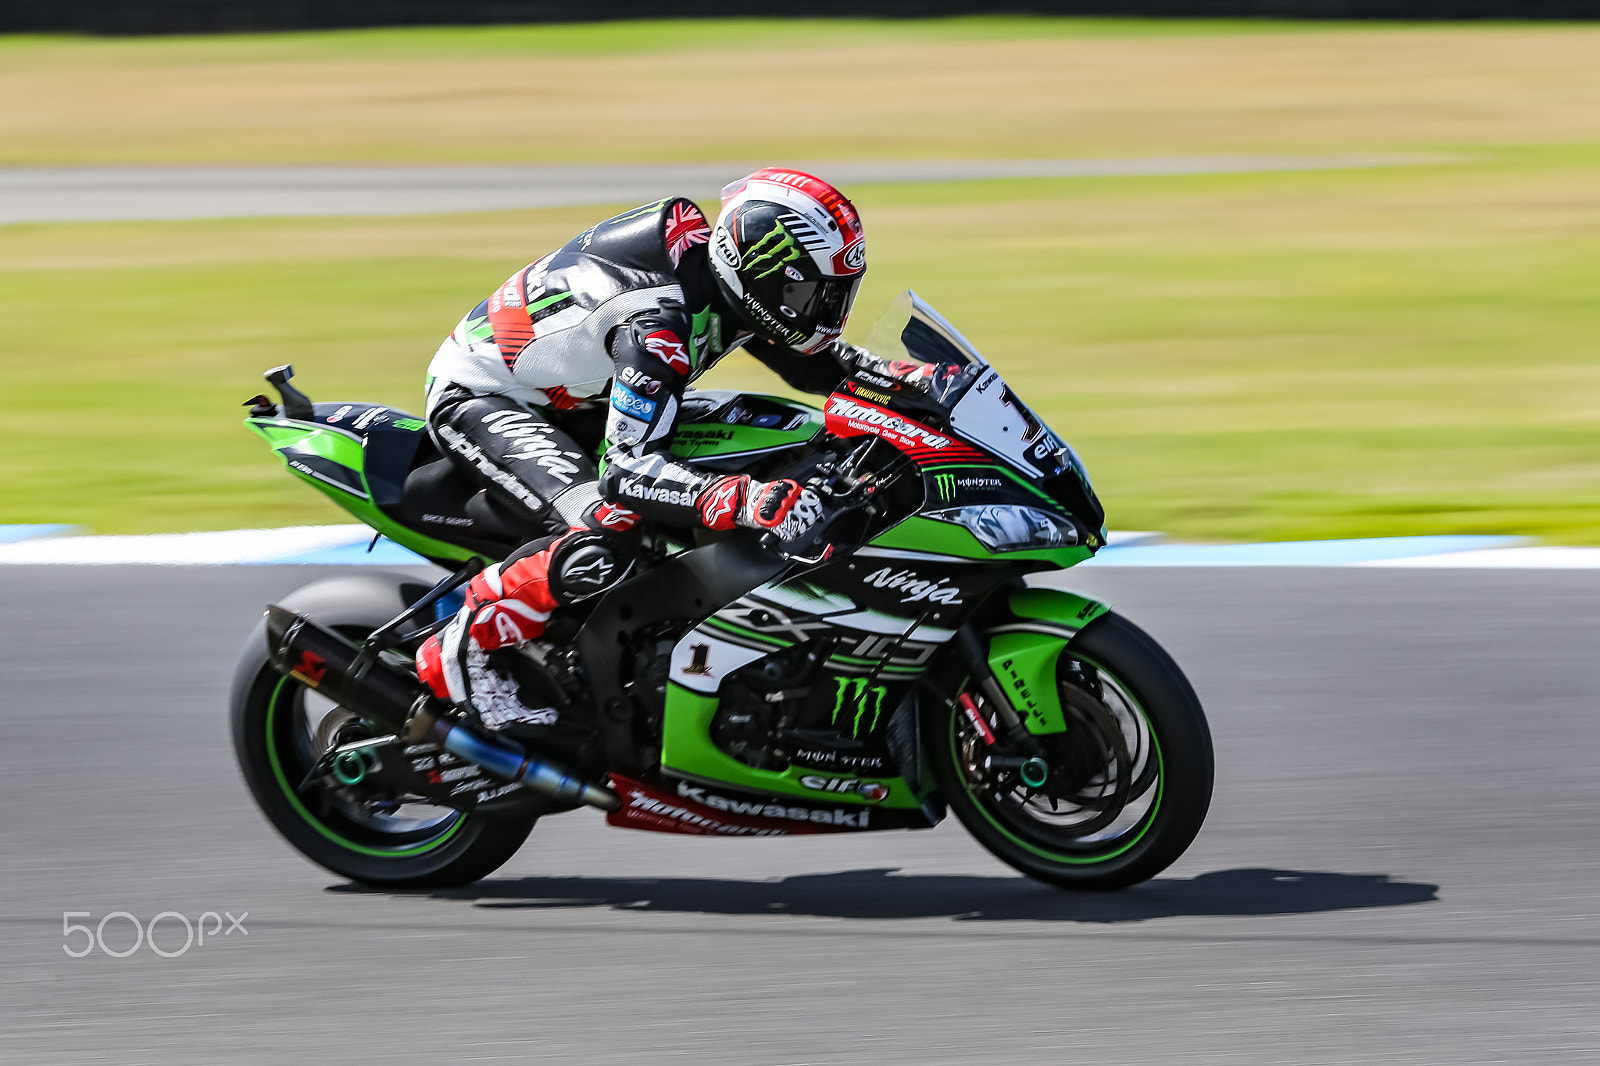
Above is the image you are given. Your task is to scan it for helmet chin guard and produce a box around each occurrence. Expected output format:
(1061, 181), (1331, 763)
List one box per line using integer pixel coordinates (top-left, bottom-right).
(710, 168), (865, 354)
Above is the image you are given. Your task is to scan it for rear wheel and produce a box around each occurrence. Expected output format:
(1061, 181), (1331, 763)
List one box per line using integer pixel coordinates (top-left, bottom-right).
(930, 611), (1213, 891)
(230, 574), (537, 888)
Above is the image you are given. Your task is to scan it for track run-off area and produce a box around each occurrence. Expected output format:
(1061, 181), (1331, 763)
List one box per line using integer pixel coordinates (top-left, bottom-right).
(0, 156), (1437, 224)
(3, 564), (1597, 1064)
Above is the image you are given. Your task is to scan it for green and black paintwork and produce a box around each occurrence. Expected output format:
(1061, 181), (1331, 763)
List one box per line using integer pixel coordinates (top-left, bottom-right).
(238, 310), (1211, 890)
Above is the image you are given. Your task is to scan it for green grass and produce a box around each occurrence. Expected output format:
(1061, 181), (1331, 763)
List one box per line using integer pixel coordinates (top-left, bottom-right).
(9, 19), (1600, 166)
(6, 146), (1600, 541)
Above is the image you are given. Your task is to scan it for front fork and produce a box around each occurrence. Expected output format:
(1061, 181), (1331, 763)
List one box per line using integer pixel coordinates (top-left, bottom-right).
(952, 586), (1112, 785)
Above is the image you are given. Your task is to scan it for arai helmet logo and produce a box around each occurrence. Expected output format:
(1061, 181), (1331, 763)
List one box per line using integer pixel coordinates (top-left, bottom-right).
(861, 566), (964, 605)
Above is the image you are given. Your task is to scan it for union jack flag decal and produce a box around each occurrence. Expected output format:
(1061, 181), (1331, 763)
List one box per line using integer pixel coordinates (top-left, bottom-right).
(665, 201), (711, 267)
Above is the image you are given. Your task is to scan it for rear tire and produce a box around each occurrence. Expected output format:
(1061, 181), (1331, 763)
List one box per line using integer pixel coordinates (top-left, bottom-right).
(930, 611), (1213, 891)
(230, 573), (538, 889)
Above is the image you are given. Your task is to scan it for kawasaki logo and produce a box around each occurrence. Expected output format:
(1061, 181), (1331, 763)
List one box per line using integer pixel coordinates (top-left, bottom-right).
(831, 677), (888, 738)
(744, 221), (805, 279)
(675, 782), (870, 828)
(618, 479), (694, 506)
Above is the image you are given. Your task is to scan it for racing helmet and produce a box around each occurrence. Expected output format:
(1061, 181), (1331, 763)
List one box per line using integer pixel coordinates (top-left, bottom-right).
(709, 168), (866, 355)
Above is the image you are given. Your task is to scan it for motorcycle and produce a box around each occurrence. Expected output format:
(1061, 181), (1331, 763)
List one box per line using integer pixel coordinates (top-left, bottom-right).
(231, 291), (1213, 891)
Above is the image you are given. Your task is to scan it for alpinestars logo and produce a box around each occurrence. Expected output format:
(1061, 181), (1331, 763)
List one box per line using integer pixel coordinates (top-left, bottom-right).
(698, 477), (742, 531)
(862, 566), (964, 605)
(825, 395), (951, 452)
(644, 330), (691, 374)
(675, 782), (871, 828)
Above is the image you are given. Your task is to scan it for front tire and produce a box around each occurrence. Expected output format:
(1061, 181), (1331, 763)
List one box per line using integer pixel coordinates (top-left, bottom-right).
(230, 573), (538, 888)
(930, 611), (1213, 891)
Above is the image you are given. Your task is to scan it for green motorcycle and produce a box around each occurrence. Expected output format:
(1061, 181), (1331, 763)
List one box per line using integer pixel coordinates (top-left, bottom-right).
(231, 292), (1212, 891)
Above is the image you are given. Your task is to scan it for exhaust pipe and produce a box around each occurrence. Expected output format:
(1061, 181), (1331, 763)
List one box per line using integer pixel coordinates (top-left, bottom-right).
(263, 605), (618, 812)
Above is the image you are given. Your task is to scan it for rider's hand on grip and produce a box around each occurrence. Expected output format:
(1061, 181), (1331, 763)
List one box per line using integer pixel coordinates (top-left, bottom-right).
(748, 479), (823, 541)
(695, 475), (824, 541)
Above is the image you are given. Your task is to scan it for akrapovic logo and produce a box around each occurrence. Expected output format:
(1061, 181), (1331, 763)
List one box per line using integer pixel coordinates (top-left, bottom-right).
(825, 396), (950, 450)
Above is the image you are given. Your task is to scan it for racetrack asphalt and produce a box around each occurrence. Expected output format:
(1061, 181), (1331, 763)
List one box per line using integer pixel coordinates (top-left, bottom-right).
(3, 565), (1597, 1064)
(0, 156), (1437, 223)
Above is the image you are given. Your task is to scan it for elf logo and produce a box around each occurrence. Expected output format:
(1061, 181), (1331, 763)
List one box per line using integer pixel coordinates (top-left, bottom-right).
(799, 774), (890, 803)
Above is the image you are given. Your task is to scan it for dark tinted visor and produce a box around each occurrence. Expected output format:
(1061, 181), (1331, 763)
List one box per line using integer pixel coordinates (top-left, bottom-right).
(781, 276), (861, 329)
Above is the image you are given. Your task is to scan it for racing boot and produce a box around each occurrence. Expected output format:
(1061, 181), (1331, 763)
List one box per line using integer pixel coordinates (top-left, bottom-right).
(416, 529), (633, 731)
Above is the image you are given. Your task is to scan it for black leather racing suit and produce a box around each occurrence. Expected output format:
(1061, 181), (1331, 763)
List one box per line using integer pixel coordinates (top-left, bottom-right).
(423, 196), (857, 589)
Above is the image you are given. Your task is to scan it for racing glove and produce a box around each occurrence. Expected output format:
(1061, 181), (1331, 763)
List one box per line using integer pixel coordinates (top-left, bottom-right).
(696, 475), (825, 542)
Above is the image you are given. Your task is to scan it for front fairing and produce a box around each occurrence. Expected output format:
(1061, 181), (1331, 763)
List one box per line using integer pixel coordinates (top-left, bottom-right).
(851, 293), (1106, 558)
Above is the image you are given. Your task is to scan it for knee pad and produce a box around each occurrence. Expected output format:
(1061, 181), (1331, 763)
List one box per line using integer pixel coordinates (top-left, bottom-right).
(546, 529), (636, 604)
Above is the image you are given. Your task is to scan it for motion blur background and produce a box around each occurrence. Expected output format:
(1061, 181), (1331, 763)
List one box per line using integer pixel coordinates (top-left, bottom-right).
(6, 8), (1600, 1066)
(5, 7), (1600, 545)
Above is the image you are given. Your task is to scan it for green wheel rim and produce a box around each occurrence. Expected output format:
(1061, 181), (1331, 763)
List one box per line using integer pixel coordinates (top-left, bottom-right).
(954, 653), (1163, 865)
(264, 676), (465, 859)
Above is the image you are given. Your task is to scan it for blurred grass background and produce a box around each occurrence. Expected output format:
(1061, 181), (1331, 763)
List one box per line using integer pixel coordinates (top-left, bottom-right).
(3, 19), (1600, 539)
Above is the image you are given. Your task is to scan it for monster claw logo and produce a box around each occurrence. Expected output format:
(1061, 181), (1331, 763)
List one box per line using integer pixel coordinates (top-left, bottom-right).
(744, 221), (805, 279)
(831, 677), (888, 737)
(933, 473), (957, 501)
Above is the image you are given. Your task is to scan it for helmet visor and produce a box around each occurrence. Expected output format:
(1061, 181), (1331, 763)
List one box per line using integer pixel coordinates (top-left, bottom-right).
(780, 275), (861, 333)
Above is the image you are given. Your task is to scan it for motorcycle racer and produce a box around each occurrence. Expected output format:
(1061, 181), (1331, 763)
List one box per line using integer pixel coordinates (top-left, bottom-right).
(416, 168), (880, 730)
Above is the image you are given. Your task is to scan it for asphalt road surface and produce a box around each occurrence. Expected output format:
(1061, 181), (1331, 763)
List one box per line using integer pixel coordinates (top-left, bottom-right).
(3, 565), (1597, 1064)
(0, 156), (1433, 223)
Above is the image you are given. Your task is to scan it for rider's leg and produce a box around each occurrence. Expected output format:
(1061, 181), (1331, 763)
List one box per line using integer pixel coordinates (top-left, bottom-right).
(416, 388), (638, 725)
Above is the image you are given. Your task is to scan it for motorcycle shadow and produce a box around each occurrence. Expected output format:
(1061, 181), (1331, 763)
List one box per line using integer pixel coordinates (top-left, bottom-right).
(333, 867), (1438, 923)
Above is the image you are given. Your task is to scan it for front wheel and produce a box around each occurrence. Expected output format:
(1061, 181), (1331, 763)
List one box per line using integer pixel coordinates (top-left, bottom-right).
(929, 611), (1213, 891)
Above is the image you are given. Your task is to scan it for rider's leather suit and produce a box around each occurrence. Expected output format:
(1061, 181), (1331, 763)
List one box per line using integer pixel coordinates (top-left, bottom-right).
(417, 197), (866, 727)
(425, 196), (855, 549)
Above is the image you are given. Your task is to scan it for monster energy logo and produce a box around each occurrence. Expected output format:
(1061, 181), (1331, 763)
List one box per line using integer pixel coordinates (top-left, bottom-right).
(933, 473), (956, 500)
(744, 222), (804, 279)
(831, 677), (888, 737)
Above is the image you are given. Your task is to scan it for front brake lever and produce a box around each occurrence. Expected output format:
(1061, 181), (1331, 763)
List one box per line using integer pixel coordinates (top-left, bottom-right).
(759, 532), (835, 568)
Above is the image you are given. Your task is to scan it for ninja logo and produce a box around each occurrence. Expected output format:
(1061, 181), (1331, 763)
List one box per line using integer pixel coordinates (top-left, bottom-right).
(831, 677), (888, 738)
(861, 566), (964, 605)
(478, 410), (581, 485)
